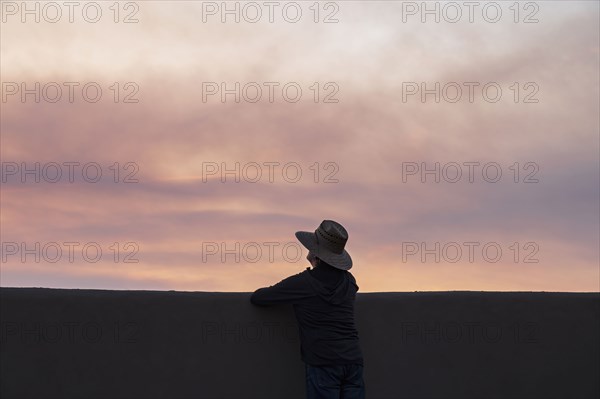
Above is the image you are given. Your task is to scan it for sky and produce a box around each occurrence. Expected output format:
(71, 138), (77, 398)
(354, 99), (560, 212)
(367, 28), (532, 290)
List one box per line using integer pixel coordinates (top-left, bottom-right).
(1, 1), (598, 292)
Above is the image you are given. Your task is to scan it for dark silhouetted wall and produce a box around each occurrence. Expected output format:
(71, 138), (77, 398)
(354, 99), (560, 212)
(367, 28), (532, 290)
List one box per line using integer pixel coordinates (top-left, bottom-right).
(1, 288), (598, 399)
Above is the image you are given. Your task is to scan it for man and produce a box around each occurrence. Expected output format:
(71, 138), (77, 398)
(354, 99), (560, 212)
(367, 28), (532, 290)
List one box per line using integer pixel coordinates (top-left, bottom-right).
(250, 220), (365, 399)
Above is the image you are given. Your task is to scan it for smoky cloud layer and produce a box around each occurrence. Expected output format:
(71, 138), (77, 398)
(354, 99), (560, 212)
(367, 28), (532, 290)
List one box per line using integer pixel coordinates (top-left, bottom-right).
(1, 1), (598, 292)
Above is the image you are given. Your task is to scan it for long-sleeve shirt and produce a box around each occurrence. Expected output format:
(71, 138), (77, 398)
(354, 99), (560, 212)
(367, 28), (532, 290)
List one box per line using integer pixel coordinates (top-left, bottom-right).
(250, 264), (364, 366)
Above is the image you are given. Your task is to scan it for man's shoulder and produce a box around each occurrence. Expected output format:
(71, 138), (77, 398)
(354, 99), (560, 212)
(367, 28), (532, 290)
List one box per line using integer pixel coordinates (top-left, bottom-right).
(299, 268), (313, 280)
(280, 268), (312, 284)
(346, 271), (358, 289)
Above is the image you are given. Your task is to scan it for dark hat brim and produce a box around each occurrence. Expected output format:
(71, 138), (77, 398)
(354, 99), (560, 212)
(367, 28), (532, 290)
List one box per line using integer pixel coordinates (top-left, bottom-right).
(295, 231), (353, 271)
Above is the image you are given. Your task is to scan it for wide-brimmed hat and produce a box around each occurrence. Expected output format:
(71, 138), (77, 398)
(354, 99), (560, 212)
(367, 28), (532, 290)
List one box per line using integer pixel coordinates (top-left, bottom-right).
(295, 220), (353, 271)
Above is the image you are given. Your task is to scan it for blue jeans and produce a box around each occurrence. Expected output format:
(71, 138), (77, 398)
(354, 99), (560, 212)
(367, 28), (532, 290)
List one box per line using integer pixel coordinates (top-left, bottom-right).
(305, 363), (366, 399)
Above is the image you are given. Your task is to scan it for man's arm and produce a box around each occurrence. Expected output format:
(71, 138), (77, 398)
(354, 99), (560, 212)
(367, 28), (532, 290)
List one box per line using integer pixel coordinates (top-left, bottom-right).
(250, 270), (313, 306)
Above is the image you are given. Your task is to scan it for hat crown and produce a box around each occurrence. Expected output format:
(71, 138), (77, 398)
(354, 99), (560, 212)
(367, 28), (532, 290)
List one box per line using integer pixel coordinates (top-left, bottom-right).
(315, 220), (348, 254)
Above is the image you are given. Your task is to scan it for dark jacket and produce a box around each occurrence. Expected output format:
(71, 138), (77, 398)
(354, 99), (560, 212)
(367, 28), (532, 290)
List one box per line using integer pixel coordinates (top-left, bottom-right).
(250, 264), (364, 366)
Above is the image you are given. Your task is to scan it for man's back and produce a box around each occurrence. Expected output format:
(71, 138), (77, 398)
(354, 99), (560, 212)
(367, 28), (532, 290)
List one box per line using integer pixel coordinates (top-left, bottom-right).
(250, 265), (364, 366)
(294, 266), (364, 366)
